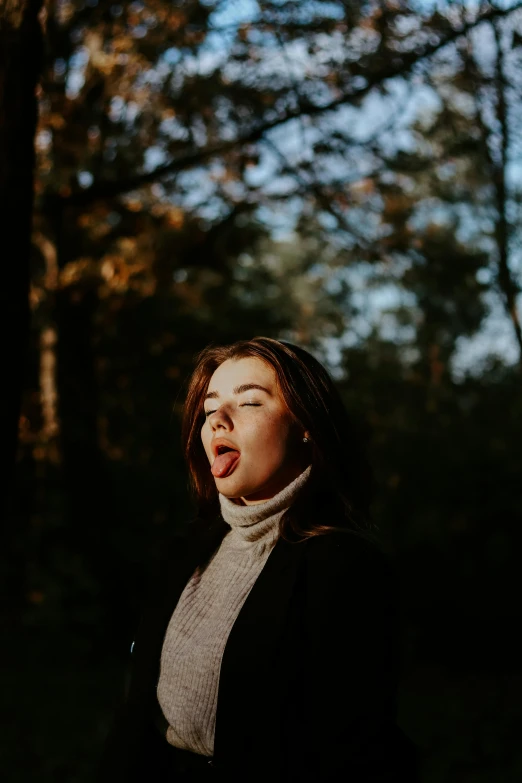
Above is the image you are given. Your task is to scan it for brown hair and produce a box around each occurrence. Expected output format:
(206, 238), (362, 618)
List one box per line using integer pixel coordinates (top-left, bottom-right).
(181, 337), (376, 542)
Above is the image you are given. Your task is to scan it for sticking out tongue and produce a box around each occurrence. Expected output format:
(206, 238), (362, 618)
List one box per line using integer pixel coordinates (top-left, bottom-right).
(211, 450), (241, 478)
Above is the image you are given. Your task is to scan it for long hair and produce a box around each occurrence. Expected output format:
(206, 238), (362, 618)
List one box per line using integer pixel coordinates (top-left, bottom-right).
(181, 337), (377, 542)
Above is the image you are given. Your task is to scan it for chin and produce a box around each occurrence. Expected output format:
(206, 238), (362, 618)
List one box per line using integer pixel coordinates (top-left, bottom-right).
(215, 476), (248, 498)
(215, 470), (261, 499)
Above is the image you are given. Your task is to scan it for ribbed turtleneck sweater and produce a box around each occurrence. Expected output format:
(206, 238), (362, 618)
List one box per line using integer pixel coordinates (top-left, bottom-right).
(156, 464), (312, 758)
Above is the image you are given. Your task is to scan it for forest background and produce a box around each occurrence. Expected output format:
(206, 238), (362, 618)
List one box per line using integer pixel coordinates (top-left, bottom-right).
(1, 1), (522, 781)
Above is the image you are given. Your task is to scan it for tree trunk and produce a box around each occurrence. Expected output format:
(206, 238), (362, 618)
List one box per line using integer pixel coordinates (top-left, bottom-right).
(0, 0), (45, 516)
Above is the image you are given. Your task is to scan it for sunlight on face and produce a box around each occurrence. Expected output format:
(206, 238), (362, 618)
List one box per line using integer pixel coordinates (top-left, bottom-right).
(200, 357), (310, 504)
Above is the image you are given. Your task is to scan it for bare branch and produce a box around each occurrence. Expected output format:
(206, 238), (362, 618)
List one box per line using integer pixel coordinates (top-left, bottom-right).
(491, 20), (522, 365)
(41, 2), (522, 213)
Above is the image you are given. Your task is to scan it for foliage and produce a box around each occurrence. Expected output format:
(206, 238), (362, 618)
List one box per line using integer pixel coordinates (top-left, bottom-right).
(4, 1), (522, 780)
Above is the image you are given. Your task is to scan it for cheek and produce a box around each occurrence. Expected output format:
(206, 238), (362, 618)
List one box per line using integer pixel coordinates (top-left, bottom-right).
(250, 411), (293, 452)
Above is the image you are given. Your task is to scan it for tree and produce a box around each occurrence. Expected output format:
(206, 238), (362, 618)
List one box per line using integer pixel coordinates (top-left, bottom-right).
(3, 2), (522, 781)
(0, 0), (44, 509)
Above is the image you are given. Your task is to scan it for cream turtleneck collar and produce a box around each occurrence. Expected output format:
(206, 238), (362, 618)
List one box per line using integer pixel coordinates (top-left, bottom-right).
(218, 464), (312, 545)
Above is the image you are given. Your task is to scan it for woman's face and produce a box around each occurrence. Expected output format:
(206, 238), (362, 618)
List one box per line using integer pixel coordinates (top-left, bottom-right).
(201, 356), (310, 504)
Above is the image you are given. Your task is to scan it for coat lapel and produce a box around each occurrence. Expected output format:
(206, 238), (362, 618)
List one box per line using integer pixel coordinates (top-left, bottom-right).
(213, 534), (308, 774)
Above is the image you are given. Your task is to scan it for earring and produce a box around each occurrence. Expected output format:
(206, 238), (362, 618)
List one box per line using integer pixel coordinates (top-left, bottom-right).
(303, 437), (309, 443)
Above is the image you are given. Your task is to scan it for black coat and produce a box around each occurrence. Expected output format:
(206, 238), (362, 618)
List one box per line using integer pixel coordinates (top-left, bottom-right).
(98, 517), (420, 782)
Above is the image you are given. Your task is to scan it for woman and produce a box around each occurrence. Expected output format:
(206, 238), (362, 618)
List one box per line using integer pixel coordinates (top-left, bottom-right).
(98, 337), (419, 782)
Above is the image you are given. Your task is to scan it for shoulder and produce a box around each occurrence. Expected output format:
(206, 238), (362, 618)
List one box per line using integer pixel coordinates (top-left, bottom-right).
(304, 529), (390, 573)
(141, 516), (228, 603)
(140, 533), (189, 603)
(303, 529), (396, 605)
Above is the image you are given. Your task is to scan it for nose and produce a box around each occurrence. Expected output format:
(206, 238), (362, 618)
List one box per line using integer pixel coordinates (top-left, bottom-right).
(209, 405), (232, 432)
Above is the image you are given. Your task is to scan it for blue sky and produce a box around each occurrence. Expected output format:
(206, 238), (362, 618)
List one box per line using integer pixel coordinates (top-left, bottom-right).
(64, 0), (522, 377)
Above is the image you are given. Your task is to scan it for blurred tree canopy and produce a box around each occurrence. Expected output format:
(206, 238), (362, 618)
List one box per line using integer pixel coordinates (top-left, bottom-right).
(3, 1), (522, 781)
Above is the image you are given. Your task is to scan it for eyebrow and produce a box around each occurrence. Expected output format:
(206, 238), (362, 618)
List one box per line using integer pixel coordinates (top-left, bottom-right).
(204, 383), (272, 401)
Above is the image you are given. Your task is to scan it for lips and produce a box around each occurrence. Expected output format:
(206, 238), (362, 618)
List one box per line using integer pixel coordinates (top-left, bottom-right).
(211, 439), (241, 478)
(211, 437), (240, 458)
